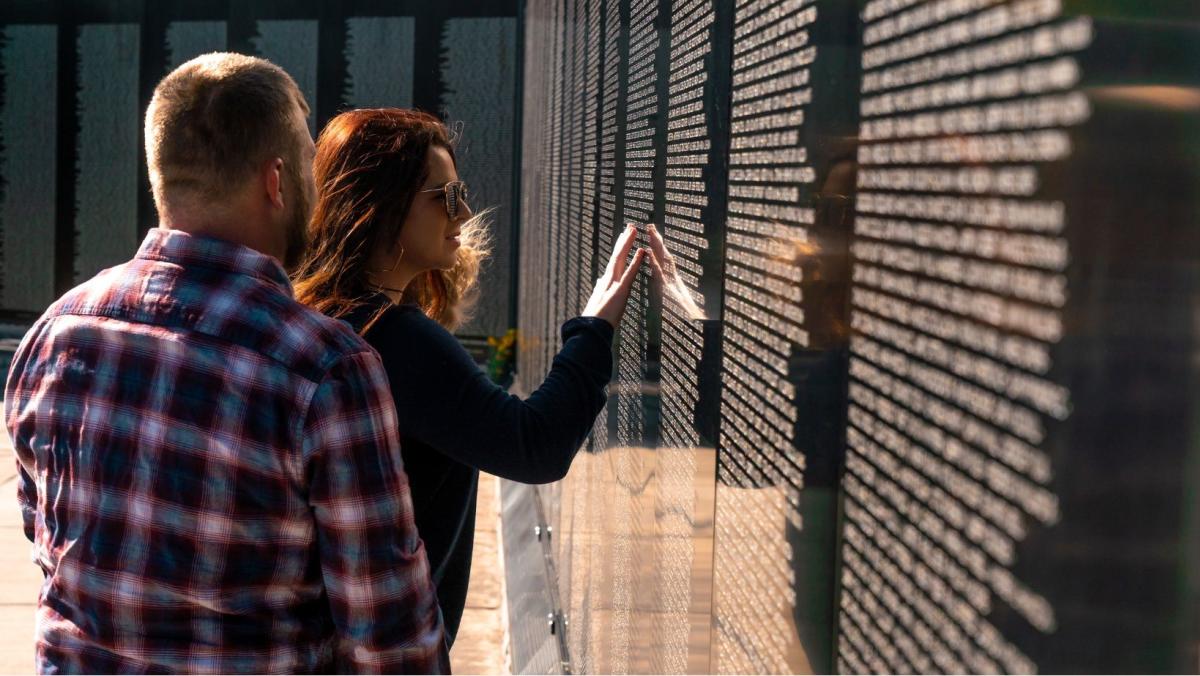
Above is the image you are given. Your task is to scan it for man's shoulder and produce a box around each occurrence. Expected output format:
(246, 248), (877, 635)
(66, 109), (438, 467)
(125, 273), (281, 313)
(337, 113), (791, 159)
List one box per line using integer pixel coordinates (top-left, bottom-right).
(265, 293), (377, 383)
(42, 263), (131, 318)
(38, 260), (375, 386)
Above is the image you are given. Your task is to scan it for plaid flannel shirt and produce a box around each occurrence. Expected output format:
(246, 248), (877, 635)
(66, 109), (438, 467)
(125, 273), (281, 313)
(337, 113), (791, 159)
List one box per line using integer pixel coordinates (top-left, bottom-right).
(2, 229), (449, 674)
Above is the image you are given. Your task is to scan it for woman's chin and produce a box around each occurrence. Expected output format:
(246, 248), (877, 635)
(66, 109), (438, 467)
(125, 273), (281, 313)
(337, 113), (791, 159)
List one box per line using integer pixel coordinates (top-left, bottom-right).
(440, 242), (461, 267)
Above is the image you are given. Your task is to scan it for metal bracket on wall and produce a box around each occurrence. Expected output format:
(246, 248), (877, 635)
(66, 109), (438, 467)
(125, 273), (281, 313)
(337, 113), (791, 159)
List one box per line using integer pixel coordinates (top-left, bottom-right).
(499, 479), (569, 674)
(532, 488), (571, 674)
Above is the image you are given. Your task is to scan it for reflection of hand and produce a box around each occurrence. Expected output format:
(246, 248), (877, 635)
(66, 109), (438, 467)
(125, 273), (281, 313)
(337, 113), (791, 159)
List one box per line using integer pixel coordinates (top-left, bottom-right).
(646, 224), (706, 320)
(582, 223), (649, 327)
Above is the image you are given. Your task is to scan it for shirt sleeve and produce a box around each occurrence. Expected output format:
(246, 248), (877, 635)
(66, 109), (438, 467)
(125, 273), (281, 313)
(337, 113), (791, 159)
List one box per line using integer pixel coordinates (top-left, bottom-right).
(375, 310), (614, 484)
(5, 323), (41, 545)
(17, 461), (36, 544)
(301, 350), (450, 675)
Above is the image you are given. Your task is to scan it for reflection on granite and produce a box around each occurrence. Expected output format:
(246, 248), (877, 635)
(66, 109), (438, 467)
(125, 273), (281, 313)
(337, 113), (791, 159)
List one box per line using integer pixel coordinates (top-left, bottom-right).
(712, 483), (813, 674)
(543, 445), (715, 674)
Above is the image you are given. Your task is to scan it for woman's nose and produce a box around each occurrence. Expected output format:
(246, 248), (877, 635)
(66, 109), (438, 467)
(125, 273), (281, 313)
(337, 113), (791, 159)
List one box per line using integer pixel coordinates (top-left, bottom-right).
(458, 198), (474, 221)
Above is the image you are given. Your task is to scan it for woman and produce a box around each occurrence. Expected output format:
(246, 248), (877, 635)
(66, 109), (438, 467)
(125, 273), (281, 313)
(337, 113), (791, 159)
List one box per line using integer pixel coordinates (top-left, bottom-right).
(293, 108), (654, 643)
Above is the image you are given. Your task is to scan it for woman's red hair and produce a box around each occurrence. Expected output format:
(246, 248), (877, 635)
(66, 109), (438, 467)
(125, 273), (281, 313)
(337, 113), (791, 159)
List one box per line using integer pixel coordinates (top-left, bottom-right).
(293, 108), (490, 332)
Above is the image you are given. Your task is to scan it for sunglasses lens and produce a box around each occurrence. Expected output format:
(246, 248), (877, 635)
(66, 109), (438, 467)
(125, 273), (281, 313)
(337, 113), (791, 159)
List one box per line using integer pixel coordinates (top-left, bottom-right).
(444, 182), (468, 220)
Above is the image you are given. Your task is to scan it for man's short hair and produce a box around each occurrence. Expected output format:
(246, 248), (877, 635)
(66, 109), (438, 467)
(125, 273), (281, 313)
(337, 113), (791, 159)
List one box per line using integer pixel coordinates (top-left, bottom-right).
(145, 52), (308, 209)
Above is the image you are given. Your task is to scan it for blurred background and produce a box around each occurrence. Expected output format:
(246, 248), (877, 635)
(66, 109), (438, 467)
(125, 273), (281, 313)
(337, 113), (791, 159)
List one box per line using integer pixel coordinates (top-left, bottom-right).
(0, 0), (521, 350)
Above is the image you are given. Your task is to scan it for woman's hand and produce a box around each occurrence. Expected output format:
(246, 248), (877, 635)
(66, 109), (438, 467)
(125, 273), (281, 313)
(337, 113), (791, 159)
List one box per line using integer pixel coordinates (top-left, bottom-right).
(582, 223), (649, 327)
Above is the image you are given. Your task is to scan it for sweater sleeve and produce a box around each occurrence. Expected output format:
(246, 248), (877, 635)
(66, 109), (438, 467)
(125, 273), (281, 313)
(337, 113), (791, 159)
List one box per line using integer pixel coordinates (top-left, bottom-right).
(372, 308), (614, 484)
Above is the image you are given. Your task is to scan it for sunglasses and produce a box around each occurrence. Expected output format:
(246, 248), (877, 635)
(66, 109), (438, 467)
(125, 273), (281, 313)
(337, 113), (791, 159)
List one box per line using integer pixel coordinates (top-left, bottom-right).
(418, 180), (470, 220)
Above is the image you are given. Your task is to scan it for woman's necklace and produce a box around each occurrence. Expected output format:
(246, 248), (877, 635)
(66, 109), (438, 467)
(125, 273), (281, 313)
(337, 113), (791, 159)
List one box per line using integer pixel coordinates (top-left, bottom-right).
(365, 274), (406, 303)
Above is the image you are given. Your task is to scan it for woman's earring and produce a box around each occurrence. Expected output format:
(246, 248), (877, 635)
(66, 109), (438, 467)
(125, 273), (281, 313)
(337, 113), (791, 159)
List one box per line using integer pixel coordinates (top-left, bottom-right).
(375, 246), (405, 273)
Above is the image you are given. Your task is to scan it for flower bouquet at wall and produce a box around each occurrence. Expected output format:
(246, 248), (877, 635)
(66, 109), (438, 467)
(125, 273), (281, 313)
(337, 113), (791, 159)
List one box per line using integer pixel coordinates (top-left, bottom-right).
(486, 328), (518, 388)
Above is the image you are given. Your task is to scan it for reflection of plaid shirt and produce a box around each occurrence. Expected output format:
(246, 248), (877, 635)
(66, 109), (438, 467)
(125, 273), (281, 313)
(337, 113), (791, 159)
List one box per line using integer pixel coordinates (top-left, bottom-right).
(3, 229), (448, 674)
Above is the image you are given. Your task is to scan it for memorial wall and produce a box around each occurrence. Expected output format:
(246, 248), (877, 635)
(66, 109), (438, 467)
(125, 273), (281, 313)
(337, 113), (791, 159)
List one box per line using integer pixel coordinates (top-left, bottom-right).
(0, 1), (520, 340)
(516, 0), (1200, 672)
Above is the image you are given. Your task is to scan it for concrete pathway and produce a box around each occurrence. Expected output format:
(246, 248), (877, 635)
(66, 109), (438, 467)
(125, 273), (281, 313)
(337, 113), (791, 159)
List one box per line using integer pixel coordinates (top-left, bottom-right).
(0, 424), (37, 673)
(450, 473), (509, 675)
(0, 425), (508, 674)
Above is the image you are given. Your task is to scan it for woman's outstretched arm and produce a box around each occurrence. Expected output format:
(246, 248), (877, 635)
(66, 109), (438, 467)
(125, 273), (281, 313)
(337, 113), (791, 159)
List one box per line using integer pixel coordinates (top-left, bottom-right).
(374, 224), (652, 483)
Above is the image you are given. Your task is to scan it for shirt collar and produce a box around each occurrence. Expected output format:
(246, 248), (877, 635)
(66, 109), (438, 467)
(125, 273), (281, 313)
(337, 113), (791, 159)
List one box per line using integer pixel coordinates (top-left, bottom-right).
(135, 228), (294, 295)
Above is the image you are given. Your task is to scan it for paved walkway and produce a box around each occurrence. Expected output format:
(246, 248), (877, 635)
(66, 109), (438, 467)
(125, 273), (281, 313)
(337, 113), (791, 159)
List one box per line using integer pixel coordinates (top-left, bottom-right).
(0, 425), (507, 674)
(451, 473), (509, 675)
(0, 425), (39, 673)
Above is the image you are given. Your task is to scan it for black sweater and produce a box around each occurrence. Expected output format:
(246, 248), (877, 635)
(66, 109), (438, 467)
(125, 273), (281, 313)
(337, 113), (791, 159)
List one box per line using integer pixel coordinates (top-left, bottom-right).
(345, 295), (614, 643)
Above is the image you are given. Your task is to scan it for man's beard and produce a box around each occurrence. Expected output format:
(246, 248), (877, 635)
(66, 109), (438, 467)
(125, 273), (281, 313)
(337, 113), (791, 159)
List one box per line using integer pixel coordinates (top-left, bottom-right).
(281, 164), (312, 272)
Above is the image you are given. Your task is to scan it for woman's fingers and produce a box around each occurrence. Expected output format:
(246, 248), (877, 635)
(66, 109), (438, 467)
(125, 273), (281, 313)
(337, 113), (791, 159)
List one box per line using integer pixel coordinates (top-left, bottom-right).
(602, 224), (632, 280)
(612, 247), (648, 303)
(602, 224), (634, 280)
(600, 225), (628, 282)
(606, 223), (639, 283)
(585, 246), (647, 326)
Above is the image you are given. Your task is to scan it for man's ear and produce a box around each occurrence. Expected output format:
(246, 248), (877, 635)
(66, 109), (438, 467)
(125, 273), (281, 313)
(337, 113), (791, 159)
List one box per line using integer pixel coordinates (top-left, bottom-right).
(263, 157), (285, 210)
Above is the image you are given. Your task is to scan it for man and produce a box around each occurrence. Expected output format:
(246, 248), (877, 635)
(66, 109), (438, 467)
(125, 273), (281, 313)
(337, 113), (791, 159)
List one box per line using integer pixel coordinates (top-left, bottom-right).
(2, 53), (448, 673)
